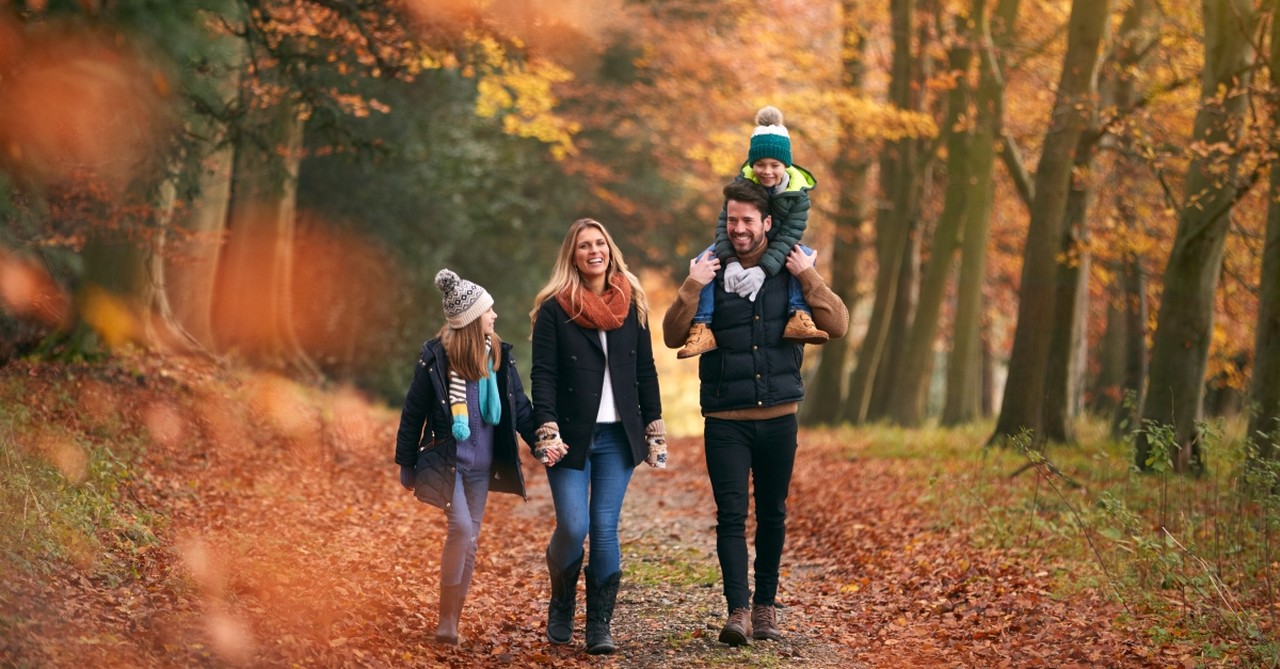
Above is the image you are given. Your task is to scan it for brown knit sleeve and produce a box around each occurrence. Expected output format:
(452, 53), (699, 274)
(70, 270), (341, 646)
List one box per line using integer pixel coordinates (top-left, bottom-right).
(794, 267), (849, 339)
(661, 276), (705, 349)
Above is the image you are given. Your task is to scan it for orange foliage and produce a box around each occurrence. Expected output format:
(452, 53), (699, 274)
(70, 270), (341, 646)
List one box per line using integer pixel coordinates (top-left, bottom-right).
(0, 247), (73, 329)
(0, 24), (172, 193)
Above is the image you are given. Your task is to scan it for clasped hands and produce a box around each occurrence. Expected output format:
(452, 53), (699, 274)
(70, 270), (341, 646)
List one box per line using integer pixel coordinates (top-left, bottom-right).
(534, 422), (569, 466)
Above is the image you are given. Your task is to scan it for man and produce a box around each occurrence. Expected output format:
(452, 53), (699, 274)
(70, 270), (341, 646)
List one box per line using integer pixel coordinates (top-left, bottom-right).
(663, 179), (849, 645)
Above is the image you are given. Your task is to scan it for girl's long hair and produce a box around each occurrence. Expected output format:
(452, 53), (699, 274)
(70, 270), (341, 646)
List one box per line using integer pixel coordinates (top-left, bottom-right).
(437, 318), (501, 381)
(529, 218), (648, 330)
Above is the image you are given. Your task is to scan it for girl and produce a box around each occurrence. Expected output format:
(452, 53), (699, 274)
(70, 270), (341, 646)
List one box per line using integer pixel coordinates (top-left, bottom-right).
(394, 269), (539, 644)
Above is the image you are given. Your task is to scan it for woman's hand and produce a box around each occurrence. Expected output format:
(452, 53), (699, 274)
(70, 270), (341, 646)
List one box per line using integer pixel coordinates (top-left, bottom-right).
(535, 422), (568, 466)
(644, 419), (667, 469)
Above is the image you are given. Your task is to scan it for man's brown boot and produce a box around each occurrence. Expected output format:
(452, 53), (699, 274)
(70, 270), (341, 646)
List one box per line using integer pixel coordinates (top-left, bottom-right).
(718, 607), (751, 646)
(751, 603), (782, 641)
(783, 311), (829, 344)
(677, 323), (718, 359)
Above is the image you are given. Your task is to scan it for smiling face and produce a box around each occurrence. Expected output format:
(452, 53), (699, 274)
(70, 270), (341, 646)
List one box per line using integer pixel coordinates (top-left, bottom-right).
(478, 307), (497, 336)
(725, 198), (772, 256)
(752, 158), (787, 188)
(574, 225), (611, 287)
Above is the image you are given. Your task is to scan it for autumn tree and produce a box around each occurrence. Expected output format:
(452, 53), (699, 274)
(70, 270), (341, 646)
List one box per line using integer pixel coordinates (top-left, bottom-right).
(1250, 0), (1280, 462)
(846, 0), (928, 423)
(1136, 0), (1262, 473)
(989, 0), (1112, 446)
(805, 0), (876, 424)
(941, 0), (1016, 426)
(888, 1), (981, 426)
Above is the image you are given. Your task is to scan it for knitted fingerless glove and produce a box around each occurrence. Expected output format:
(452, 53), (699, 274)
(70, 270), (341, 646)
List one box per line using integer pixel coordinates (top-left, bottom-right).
(534, 421), (562, 464)
(645, 418), (667, 469)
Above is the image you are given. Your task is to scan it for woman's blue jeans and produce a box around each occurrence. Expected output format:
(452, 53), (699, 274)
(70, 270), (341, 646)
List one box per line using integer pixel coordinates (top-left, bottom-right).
(545, 422), (634, 579)
(440, 467), (491, 589)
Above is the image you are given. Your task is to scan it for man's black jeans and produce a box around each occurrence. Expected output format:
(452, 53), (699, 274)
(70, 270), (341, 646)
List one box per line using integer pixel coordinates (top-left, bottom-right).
(703, 414), (798, 612)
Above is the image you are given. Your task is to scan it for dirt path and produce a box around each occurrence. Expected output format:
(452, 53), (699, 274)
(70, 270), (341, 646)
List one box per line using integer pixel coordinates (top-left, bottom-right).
(2, 361), (1163, 667)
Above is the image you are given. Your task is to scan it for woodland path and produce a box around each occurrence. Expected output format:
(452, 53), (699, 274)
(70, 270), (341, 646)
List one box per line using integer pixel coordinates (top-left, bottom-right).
(1, 359), (1161, 667)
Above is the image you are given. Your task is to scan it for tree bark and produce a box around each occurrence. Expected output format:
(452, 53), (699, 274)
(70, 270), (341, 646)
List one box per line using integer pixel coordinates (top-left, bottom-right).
(1042, 133), (1095, 445)
(1087, 0), (1157, 437)
(214, 65), (320, 378)
(1247, 0), (1280, 462)
(990, 0), (1111, 447)
(804, 1), (873, 426)
(846, 0), (921, 423)
(942, 0), (1013, 426)
(892, 6), (977, 426)
(1137, 0), (1258, 473)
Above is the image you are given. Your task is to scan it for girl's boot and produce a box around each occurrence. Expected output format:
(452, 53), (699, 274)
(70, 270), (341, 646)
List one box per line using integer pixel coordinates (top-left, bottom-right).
(434, 583), (465, 644)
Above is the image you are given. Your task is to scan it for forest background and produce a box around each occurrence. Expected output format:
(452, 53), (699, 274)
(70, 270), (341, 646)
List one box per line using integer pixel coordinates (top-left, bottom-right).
(2, 0), (1280, 666)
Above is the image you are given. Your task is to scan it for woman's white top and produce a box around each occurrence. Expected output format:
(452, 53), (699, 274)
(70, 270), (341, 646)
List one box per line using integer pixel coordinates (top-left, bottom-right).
(595, 330), (619, 423)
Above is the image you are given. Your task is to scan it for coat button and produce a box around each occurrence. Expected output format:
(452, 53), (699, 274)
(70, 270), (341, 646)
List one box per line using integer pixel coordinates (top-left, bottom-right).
(571, 355), (577, 361)
(494, 472), (502, 479)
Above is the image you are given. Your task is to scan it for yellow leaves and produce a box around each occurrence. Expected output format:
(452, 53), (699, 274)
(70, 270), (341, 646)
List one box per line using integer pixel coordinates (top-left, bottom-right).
(475, 59), (578, 159)
(822, 91), (939, 142)
(80, 285), (139, 349)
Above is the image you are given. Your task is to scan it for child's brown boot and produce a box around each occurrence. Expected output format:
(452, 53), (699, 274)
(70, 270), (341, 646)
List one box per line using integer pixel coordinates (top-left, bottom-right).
(677, 323), (717, 359)
(783, 311), (829, 344)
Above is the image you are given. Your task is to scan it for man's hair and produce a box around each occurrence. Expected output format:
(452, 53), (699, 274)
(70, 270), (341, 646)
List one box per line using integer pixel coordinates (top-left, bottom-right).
(723, 179), (769, 218)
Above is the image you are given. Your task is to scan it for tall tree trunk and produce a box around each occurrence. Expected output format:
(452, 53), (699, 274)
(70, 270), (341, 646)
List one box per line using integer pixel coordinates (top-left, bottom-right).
(78, 176), (196, 354)
(869, 224), (920, 421)
(1090, 0), (1157, 437)
(1137, 0), (1259, 473)
(846, 0), (920, 423)
(166, 44), (242, 351)
(1247, 0), (1280, 462)
(942, 0), (1013, 426)
(168, 140), (234, 350)
(1042, 135), (1095, 444)
(804, 0), (873, 426)
(892, 7), (977, 426)
(990, 0), (1112, 446)
(214, 66), (320, 378)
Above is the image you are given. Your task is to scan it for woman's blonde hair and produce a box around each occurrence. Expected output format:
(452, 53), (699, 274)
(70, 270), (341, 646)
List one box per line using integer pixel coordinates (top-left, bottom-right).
(437, 319), (501, 381)
(530, 218), (648, 330)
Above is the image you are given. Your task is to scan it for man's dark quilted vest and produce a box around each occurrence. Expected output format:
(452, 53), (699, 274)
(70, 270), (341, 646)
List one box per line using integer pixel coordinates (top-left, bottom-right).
(698, 270), (804, 413)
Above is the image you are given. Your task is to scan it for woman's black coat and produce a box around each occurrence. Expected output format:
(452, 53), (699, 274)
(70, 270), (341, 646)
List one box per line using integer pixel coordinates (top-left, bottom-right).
(530, 298), (662, 471)
(394, 338), (538, 508)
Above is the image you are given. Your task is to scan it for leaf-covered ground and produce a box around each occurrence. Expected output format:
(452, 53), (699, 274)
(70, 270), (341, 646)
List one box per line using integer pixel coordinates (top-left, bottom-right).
(1, 356), (1194, 667)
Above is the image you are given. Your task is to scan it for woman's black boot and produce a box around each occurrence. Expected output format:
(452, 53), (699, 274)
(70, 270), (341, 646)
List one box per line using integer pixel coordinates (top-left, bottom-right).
(584, 570), (621, 654)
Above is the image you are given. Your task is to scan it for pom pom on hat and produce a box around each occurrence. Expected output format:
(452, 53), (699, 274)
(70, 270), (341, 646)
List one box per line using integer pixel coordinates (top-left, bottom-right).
(435, 268), (494, 329)
(748, 105), (792, 167)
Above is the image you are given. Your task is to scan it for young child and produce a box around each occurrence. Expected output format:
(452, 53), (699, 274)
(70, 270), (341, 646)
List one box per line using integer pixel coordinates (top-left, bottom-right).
(394, 269), (541, 645)
(677, 106), (828, 359)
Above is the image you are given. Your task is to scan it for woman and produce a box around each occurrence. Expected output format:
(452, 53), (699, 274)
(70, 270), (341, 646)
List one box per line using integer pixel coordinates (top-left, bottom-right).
(529, 219), (665, 654)
(394, 269), (539, 645)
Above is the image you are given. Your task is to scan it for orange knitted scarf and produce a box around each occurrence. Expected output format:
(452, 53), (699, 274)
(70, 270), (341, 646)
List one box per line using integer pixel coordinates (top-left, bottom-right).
(557, 273), (632, 331)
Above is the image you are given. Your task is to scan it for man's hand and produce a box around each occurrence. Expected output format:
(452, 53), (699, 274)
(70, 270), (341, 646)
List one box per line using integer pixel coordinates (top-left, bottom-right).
(689, 251), (721, 285)
(785, 245), (817, 276)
